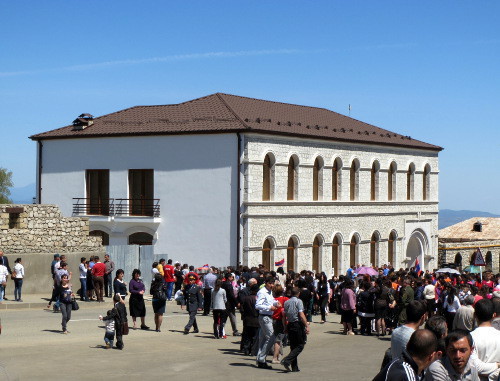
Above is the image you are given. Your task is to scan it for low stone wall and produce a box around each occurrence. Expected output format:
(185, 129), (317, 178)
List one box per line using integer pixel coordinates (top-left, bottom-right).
(2, 251), (105, 296)
(0, 204), (103, 253)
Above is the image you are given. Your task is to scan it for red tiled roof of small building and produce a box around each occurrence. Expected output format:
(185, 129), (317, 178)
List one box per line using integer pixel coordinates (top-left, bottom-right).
(30, 93), (442, 151)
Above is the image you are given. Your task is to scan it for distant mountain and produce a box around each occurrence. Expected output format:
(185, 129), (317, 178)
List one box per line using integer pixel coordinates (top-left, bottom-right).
(439, 209), (500, 230)
(9, 183), (36, 204)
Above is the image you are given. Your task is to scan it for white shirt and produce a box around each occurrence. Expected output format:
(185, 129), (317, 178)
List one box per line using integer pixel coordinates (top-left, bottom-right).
(0, 265), (8, 283)
(79, 263), (87, 279)
(255, 287), (277, 315)
(443, 295), (461, 313)
(470, 326), (500, 381)
(14, 263), (24, 278)
(423, 284), (436, 299)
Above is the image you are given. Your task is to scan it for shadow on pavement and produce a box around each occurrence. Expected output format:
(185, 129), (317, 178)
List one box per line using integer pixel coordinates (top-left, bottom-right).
(41, 329), (64, 334)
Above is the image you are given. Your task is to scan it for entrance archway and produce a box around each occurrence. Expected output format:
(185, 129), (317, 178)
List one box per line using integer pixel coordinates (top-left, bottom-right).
(405, 230), (429, 271)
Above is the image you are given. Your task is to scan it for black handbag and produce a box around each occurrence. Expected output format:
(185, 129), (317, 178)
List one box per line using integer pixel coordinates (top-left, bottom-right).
(71, 298), (80, 311)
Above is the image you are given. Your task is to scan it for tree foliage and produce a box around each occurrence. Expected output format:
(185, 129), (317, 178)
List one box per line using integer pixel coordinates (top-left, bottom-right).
(0, 167), (14, 204)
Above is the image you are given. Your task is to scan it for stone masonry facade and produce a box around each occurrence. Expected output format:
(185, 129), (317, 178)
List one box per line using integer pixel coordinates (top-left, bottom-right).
(439, 240), (500, 274)
(0, 204), (103, 253)
(241, 133), (439, 274)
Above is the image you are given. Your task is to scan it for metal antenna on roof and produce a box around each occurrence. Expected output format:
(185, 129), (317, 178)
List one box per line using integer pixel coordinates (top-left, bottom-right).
(348, 104), (351, 117)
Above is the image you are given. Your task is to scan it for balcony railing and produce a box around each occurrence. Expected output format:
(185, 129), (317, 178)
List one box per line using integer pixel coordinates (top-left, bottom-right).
(73, 198), (160, 217)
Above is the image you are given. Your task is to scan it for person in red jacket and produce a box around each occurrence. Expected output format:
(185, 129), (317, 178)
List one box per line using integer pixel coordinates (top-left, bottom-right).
(92, 256), (106, 302)
(163, 259), (175, 301)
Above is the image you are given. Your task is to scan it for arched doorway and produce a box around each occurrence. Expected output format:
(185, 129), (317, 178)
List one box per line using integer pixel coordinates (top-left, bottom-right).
(128, 232), (153, 245)
(90, 230), (109, 246)
(454, 253), (462, 268)
(332, 235), (342, 276)
(388, 231), (397, 266)
(262, 238), (274, 270)
(485, 251), (492, 271)
(406, 230), (428, 271)
(350, 234), (359, 267)
(287, 237), (298, 272)
(370, 232), (380, 267)
(312, 235), (323, 273)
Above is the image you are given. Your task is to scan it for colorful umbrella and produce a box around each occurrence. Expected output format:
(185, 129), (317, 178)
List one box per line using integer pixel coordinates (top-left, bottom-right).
(355, 266), (379, 276)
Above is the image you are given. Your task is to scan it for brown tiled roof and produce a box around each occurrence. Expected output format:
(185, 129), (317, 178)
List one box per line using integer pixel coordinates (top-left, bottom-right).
(439, 217), (500, 241)
(29, 93), (442, 151)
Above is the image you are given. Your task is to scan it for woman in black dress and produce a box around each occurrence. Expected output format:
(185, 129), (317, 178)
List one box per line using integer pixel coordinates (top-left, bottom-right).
(128, 269), (149, 330)
(150, 273), (168, 332)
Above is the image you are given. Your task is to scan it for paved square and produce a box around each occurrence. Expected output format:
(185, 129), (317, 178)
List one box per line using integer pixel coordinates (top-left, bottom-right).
(0, 302), (389, 380)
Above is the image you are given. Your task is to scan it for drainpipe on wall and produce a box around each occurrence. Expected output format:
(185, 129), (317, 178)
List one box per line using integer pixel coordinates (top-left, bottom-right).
(236, 133), (242, 267)
(37, 140), (43, 204)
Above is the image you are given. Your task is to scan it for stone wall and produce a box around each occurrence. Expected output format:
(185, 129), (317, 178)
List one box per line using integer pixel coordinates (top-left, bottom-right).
(439, 239), (500, 274)
(0, 204), (104, 253)
(242, 133), (440, 273)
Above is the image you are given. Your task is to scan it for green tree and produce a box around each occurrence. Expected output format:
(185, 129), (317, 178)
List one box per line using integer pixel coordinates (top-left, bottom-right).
(0, 167), (14, 204)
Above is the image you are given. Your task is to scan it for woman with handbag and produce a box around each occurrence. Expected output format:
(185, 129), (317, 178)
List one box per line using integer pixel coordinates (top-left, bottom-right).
(13, 258), (24, 302)
(56, 274), (74, 334)
(150, 273), (168, 332)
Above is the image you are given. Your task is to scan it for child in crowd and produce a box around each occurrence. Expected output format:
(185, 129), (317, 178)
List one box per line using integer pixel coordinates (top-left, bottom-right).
(99, 310), (115, 349)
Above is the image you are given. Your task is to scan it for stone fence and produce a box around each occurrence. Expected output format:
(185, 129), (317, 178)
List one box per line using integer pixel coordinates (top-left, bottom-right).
(0, 204), (103, 253)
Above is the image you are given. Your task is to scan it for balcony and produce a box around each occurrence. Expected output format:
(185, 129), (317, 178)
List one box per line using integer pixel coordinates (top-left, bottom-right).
(72, 198), (160, 217)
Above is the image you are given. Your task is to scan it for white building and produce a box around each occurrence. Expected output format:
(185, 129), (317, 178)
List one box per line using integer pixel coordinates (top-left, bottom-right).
(30, 93), (442, 272)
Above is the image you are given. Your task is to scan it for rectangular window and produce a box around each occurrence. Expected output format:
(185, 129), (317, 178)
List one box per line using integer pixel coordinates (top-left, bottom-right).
(129, 169), (154, 216)
(9, 213), (21, 229)
(86, 170), (110, 215)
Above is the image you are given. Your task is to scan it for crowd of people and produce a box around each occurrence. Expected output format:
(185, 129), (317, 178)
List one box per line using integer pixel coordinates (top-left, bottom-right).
(32, 253), (500, 376)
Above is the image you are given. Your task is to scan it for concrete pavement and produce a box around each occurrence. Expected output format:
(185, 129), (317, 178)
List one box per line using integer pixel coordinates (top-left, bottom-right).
(0, 302), (389, 380)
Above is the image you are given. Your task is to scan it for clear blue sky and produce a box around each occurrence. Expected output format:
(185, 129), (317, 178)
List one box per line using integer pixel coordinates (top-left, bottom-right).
(1, 1), (499, 213)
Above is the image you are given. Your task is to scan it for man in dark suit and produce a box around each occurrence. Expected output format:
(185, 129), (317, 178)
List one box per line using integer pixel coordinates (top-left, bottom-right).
(0, 250), (12, 300)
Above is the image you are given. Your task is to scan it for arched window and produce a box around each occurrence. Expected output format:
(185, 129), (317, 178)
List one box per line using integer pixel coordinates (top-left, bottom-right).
(350, 234), (359, 267)
(332, 158), (342, 200)
(454, 253), (462, 268)
(287, 237), (298, 272)
(370, 232), (380, 266)
(312, 235), (323, 273)
(371, 161), (380, 201)
(287, 156), (298, 200)
(350, 159), (360, 201)
(388, 231), (397, 266)
(485, 251), (492, 270)
(407, 163), (415, 200)
(388, 162), (396, 201)
(423, 164), (431, 201)
(128, 232), (153, 245)
(90, 230), (109, 246)
(313, 157), (323, 201)
(332, 235), (341, 276)
(262, 238), (274, 270)
(262, 154), (275, 201)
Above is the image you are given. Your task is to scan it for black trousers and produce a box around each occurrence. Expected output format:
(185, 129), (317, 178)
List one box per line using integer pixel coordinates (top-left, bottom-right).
(213, 309), (227, 338)
(282, 321), (306, 371)
(241, 324), (259, 355)
(115, 322), (124, 349)
(185, 309), (198, 331)
(203, 289), (212, 315)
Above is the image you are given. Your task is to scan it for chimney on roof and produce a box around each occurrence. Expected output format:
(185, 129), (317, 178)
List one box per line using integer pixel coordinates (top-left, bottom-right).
(72, 113), (94, 131)
(473, 221), (482, 232)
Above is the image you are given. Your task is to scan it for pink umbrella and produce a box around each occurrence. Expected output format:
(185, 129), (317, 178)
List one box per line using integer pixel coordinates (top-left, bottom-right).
(355, 266), (379, 276)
